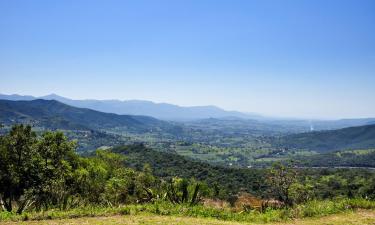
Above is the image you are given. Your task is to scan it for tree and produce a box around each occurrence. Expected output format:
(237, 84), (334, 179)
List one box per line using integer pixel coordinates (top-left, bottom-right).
(0, 125), (37, 213)
(266, 162), (297, 206)
(32, 131), (77, 210)
(134, 164), (158, 203)
(0, 125), (77, 213)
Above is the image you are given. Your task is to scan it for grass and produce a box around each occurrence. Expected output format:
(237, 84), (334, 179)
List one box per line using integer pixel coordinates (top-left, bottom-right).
(1, 210), (375, 225)
(0, 198), (374, 224)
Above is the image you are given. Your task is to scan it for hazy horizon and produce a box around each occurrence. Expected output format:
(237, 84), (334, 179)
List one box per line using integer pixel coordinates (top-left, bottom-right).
(1, 0), (374, 119)
(1, 92), (375, 120)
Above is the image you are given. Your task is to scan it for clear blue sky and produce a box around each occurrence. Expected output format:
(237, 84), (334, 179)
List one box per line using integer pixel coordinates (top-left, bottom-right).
(1, 0), (374, 119)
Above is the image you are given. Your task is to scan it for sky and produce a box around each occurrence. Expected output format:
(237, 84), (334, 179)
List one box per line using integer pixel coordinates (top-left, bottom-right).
(0, 0), (374, 119)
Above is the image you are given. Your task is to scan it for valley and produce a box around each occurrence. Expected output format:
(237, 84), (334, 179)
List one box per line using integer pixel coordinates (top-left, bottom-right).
(1, 97), (375, 168)
(1, 97), (375, 225)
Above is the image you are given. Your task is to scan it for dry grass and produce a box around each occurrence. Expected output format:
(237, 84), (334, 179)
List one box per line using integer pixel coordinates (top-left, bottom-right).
(1, 210), (374, 225)
(202, 198), (231, 210)
(305, 210), (375, 225)
(0, 215), (251, 225)
(233, 192), (263, 212)
(277, 209), (375, 225)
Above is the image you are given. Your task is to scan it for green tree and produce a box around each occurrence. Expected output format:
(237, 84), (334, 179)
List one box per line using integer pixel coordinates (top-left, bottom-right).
(33, 131), (77, 210)
(267, 162), (297, 206)
(0, 125), (38, 213)
(0, 125), (78, 213)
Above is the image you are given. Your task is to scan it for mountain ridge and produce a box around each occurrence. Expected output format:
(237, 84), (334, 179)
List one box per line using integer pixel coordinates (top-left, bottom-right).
(0, 99), (180, 134)
(0, 93), (261, 121)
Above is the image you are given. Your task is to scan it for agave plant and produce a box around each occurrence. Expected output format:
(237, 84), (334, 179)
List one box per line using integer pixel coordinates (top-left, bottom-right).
(165, 177), (201, 205)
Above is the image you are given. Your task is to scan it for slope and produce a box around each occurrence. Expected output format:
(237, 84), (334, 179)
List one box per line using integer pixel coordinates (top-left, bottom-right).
(0, 99), (181, 134)
(276, 124), (375, 152)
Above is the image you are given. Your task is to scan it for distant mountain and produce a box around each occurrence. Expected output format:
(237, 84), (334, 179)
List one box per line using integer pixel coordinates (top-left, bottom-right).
(0, 99), (180, 134)
(1, 94), (374, 128)
(0, 94), (36, 101)
(276, 124), (375, 152)
(0, 93), (260, 121)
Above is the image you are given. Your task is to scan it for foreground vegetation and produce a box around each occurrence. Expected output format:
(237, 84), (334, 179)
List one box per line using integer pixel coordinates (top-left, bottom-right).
(3, 210), (375, 225)
(1, 124), (375, 224)
(1, 198), (375, 223)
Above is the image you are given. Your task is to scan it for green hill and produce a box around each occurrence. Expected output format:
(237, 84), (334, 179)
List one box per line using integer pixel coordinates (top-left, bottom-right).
(0, 99), (184, 151)
(276, 124), (375, 152)
(0, 99), (180, 134)
(112, 144), (267, 197)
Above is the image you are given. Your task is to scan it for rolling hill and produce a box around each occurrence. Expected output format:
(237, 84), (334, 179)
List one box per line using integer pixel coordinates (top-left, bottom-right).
(111, 144), (266, 196)
(0, 99), (181, 134)
(276, 124), (375, 152)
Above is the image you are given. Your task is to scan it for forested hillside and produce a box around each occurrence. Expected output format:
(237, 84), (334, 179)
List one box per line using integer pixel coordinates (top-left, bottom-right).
(275, 124), (375, 152)
(0, 99), (179, 133)
(292, 149), (375, 167)
(112, 144), (267, 197)
(0, 99), (185, 151)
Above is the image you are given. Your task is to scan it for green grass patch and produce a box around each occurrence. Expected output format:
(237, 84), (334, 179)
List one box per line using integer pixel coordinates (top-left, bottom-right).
(1, 198), (374, 223)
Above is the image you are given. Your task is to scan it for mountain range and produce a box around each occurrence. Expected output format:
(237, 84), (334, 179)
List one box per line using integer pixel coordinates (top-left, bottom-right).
(0, 93), (259, 121)
(1, 94), (374, 130)
(0, 99), (179, 134)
